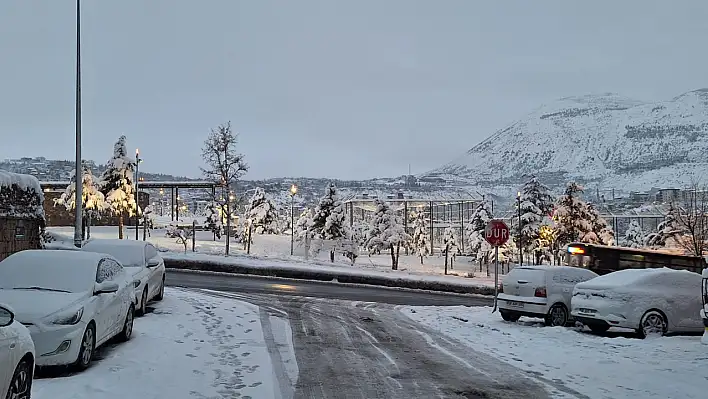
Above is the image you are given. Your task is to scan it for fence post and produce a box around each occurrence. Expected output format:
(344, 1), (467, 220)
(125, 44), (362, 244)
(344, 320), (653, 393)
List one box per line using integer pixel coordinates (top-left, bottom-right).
(192, 220), (196, 252)
(247, 225), (252, 255)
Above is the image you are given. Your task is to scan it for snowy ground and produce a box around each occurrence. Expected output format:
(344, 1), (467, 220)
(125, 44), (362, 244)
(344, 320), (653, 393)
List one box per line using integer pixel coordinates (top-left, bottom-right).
(47, 226), (500, 288)
(33, 288), (292, 399)
(400, 305), (708, 399)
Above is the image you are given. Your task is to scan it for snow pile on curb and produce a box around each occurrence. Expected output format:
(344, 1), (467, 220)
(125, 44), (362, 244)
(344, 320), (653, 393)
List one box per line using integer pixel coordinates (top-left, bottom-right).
(163, 252), (495, 296)
(400, 305), (708, 399)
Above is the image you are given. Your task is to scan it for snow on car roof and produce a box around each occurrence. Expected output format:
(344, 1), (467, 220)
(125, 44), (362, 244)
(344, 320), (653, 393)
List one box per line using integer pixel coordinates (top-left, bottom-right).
(577, 267), (692, 288)
(82, 239), (146, 266)
(84, 239), (146, 248)
(2, 249), (107, 266)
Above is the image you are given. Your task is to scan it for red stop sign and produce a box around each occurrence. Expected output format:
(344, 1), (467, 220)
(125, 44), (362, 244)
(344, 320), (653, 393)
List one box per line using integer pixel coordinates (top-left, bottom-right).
(484, 219), (510, 247)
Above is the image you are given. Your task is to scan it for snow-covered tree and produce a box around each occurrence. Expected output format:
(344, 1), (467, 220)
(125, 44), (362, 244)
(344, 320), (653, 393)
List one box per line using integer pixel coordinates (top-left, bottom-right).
(581, 203), (615, 246)
(410, 210), (430, 264)
(204, 201), (222, 239)
(442, 226), (459, 269)
(100, 135), (137, 239)
(246, 188), (279, 234)
(351, 221), (370, 248)
(554, 182), (593, 247)
(294, 208), (315, 243)
(167, 224), (193, 253)
(517, 176), (555, 263)
(365, 199), (411, 270)
(141, 204), (155, 239)
(623, 220), (644, 248)
(465, 201), (493, 261)
(54, 165), (108, 240)
(645, 206), (683, 248)
(310, 183), (350, 262)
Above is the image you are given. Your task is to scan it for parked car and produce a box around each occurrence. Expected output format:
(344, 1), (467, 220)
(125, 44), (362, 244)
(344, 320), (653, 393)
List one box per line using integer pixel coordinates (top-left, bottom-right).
(0, 303), (35, 399)
(498, 265), (598, 326)
(571, 268), (704, 338)
(0, 250), (135, 369)
(82, 239), (166, 316)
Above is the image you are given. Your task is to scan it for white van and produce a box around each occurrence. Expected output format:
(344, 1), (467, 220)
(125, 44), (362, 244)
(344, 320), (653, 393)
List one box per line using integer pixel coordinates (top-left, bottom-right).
(498, 265), (598, 326)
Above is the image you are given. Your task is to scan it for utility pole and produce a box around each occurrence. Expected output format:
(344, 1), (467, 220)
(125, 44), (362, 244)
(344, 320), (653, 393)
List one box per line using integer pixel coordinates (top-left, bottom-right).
(73, 0), (83, 248)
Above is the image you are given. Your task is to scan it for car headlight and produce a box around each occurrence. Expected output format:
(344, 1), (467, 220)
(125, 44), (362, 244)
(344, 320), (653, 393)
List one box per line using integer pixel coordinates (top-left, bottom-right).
(52, 307), (84, 325)
(134, 280), (141, 288)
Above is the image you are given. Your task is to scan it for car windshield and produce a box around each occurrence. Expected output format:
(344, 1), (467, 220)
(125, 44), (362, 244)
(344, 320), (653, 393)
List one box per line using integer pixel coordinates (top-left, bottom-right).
(0, 252), (96, 293)
(83, 242), (145, 267)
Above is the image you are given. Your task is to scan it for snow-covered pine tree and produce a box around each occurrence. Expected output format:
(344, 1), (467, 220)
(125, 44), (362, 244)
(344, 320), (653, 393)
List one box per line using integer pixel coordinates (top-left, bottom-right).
(310, 183), (350, 262)
(204, 201), (223, 239)
(410, 210), (430, 264)
(246, 188), (279, 234)
(100, 135), (137, 239)
(465, 200), (493, 261)
(517, 176), (555, 264)
(294, 208), (315, 244)
(581, 203), (615, 246)
(365, 199), (410, 269)
(442, 226), (459, 269)
(55, 165), (108, 240)
(554, 182), (593, 247)
(623, 220), (644, 248)
(644, 206), (683, 248)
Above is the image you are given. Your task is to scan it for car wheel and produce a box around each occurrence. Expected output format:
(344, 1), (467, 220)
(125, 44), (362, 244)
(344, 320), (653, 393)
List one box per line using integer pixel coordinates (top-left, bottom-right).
(545, 303), (569, 327)
(118, 304), (135, 342)
(6, 357), (33, 399)
(500, 309), (521, 322)
(75, 323), (96, 370)
(638, 310), (667, 338)
(137, 288), (148, 317)
(154, 277), (165, 301)
(589, 324), (610, 334)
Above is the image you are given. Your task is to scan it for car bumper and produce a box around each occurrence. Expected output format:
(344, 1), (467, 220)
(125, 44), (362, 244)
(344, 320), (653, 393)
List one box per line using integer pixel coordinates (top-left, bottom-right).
(497, 294), (549, 317)
(26, 321), (87, 366)
(570, 309), (636, 330)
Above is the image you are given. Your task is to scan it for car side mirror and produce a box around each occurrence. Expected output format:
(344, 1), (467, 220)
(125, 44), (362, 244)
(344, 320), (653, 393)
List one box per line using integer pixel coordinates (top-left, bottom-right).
(94, 281), (119, 295)
(0, 306), (15, 327)
(147, 257), (161, 267)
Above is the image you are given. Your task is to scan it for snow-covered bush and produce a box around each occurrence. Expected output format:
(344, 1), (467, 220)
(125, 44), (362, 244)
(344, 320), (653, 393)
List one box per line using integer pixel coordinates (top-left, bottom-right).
(100, 135), (137, 239)
(442, 226), (459, 268)
(644, 207), (683, 248)
(623, 220), (644, 248)
(204, 201), (222, 239)
(365, 199), (411, 270)
(246, 187), (279, 234)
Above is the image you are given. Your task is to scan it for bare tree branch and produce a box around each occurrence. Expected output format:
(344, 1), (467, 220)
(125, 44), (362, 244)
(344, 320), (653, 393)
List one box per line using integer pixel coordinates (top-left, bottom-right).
(669, 182), (708, 257)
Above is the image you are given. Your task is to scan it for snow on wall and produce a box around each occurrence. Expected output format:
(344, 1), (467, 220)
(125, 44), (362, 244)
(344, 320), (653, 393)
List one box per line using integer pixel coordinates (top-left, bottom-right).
(0, 170), (45, 220)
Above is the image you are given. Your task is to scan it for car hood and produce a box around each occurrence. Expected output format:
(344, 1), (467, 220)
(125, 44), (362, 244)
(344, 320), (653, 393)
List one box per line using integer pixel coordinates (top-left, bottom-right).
(0, 290), (88, 323)
(125, 266), (149, 280)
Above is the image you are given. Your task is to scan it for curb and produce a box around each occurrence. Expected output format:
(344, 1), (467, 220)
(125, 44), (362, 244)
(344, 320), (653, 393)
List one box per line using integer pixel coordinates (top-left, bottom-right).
(163, 257), (495, 296)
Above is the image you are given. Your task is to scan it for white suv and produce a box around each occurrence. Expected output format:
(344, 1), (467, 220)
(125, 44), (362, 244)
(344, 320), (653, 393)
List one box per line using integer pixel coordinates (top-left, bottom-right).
(498, 265), (598, 326)
(1, 304), (35, 399)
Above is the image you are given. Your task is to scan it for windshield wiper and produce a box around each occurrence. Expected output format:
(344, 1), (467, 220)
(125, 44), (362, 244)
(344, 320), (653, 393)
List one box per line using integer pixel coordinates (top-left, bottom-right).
(12, 286), (70, 293)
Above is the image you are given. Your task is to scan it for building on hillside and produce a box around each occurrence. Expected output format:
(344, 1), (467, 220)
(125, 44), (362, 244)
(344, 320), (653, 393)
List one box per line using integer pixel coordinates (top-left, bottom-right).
(0, 171), (45, 260)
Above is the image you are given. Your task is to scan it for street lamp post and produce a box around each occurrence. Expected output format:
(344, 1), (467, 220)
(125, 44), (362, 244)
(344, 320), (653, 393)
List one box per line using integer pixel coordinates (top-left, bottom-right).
(73, 0), (83, 248)
(159, 188), (164, 216)
(135, 149), (141, 240)
(290, 184), (298, 255)
(517, 192), (522, 266)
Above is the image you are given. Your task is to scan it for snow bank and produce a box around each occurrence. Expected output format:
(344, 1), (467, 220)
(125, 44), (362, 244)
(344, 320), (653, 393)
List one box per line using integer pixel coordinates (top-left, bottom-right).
(33, 288), (285, 399)
(163, 252), (495, 296)
(401, 305), (708, 399)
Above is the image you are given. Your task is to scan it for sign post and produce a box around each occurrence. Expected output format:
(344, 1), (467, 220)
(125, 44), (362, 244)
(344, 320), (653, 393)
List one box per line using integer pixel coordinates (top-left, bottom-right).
(485, 219), (510, 313)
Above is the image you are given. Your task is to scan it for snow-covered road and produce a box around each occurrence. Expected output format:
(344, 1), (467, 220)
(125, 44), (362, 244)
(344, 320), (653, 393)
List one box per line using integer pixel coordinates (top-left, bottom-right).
(33, 288), (289, 399)
(401, 305), (708, 399)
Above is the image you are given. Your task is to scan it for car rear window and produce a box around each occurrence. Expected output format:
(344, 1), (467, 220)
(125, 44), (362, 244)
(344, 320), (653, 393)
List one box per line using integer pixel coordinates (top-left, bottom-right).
(507, 267), (547, 283)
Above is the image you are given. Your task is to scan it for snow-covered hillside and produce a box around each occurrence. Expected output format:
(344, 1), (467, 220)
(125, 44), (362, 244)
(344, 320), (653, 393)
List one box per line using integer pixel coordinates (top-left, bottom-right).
(424, 89), (708, 192)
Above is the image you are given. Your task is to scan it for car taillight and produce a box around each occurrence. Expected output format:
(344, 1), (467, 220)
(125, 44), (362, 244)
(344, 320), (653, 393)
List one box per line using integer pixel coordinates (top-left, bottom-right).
(498, 284), (503, 294)
(534, 287), (547, 298)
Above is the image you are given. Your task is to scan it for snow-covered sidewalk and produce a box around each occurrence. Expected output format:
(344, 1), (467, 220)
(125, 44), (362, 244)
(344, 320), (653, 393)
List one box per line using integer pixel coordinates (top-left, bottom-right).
(399, 305), (708, 399)
(33, 288), (289, 399)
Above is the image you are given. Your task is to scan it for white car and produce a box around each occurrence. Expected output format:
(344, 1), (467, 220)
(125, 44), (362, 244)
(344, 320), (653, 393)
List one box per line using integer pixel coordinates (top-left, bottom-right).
(82, 239), (166, 316)
(0, 304), (35, 399)
(0, 250), (135, 369)
(571, 268), (704, 338)
(498, 265), (599, 326)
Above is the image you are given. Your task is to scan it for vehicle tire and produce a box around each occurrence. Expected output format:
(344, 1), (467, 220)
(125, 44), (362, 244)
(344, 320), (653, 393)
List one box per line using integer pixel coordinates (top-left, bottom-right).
(137, 288), (148, 317)
(588, 324), (610, 334)
(74, 323), (96, 370)
(500, 309), (521, 322)
(117, 304), (135, 342)
(545, 303), (569, 327)
(154, 276), (165, 302)
(637, 310), (668, 338)
(6, 357), (33, 399)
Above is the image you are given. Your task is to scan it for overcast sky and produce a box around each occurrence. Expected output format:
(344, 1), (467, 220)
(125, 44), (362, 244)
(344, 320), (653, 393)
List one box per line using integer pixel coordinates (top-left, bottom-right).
(1, 1), (706, 180)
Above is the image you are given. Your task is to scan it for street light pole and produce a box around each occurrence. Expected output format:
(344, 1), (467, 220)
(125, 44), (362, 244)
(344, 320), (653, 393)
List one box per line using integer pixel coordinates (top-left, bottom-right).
(517, 192), (522, 266)
(135, 149), (140, 240)
(73, 0), (83, 248)
(290, 184), (298, 255)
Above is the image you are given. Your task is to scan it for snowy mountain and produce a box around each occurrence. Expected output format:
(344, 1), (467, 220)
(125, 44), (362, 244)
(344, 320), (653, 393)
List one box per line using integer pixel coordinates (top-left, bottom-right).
(423, 89), (708, 193)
